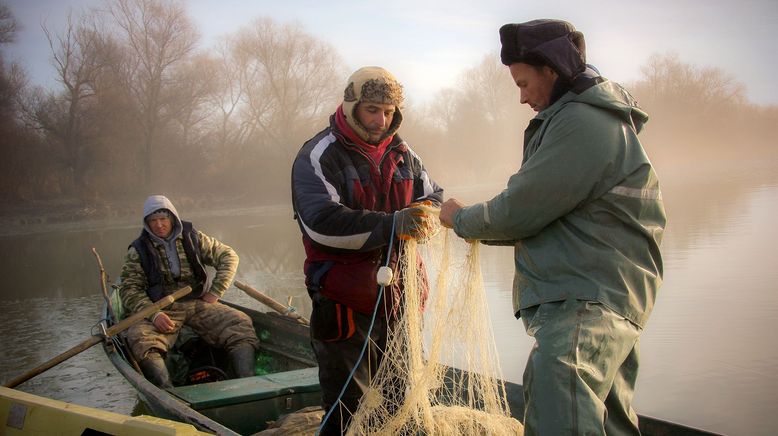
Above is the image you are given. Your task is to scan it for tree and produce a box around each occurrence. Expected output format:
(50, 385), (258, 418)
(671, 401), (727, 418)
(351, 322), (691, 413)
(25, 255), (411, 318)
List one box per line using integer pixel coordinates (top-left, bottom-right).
(39, 11), (115, 196)
(631, 52), (746, 119)
(184, 17), (347, 203)
(165, 53), (217, 151)
(0, 2), (43, 201)
(0, 0), (20, 121)
(229, 18), (345, 161)
(629, 52), (750, 161)
(107, 0), (199, 191)
(0, 1), (18, 44)
(208, 37), (251, 155)
(414, 53), (529, 186)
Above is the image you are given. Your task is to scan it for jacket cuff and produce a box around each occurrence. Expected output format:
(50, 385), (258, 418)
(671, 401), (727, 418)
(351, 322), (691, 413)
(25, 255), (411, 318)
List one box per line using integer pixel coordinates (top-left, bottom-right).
(453, 203), (483, 239)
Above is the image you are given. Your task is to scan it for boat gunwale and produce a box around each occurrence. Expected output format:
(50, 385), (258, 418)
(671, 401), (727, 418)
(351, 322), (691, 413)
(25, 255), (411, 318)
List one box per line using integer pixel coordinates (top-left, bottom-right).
(102, 300), (721, 436)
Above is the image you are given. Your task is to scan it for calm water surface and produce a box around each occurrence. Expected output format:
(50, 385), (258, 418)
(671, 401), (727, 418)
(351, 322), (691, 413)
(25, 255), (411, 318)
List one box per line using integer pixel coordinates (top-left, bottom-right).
(1, 161), (776, 436)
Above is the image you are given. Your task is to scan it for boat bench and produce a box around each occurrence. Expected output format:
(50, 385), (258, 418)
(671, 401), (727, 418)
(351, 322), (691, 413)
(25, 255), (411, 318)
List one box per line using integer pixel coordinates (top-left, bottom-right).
(170, 367), (321, 435)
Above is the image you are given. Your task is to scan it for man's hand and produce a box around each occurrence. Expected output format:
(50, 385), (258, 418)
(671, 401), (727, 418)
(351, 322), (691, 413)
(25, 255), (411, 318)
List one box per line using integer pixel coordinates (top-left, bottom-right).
(201, 292), (219, 304)
(396, 201), (440, 241)
(440, 198), (465, 228)
(152, 312), (176, 333)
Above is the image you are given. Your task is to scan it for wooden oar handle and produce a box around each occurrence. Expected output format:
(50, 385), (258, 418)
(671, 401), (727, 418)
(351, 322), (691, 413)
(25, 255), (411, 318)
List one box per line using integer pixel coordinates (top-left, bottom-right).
(3, 286), (192, 389)
(234, 280), (310, 325)
(106, 285), (193, 336)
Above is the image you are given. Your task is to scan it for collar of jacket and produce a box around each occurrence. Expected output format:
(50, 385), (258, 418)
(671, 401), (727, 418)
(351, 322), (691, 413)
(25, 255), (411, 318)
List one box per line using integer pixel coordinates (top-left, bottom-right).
(535, 71), (606, 120)
(535, 75), (604, 121)
(330, 110), (406, 156)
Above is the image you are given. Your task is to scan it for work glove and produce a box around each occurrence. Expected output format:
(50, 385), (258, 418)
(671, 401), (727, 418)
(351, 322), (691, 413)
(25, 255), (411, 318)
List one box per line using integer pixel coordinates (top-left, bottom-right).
(395, 200), (441, 242)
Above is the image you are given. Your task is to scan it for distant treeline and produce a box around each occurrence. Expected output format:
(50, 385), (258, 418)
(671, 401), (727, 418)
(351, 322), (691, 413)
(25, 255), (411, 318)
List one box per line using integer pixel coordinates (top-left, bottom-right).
(0, 0), (775, 208)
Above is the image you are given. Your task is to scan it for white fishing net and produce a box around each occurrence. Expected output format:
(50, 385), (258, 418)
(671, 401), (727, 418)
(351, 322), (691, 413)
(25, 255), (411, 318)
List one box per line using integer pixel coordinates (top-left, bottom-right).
(345, 229), (524, 435)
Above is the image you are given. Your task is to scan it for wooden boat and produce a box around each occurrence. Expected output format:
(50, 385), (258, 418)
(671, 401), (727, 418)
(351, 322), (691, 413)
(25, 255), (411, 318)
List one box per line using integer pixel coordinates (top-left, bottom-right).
(102, 293), (718, 436)
(0, 385), (211, 435)
(102, 294), (317, 436)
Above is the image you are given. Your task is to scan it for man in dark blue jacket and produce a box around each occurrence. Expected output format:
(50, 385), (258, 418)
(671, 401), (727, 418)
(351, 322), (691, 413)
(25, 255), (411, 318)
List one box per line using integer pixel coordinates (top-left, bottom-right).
(291, 66), (443, 435)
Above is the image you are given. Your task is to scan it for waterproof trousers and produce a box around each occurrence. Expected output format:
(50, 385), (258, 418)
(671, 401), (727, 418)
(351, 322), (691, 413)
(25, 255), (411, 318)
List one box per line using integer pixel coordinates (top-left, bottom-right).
(310, 294), (395, 436)
(126, 299), (259, 361)
(521, 298), (642, 436)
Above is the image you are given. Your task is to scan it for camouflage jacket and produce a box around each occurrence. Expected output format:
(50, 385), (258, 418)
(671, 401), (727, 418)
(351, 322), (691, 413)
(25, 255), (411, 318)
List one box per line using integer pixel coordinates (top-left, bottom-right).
(119, 230), (239, 320)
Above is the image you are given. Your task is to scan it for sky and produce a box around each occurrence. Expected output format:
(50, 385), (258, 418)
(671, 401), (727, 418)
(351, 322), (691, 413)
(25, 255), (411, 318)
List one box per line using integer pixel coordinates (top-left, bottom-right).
(4, 0), (778, 106)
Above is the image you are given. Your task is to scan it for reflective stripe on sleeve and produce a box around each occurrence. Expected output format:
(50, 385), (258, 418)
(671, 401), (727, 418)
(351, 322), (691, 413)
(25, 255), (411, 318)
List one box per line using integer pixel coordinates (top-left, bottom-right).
(608, 186), (662, 200)
(299, 218), (372, 250)
(310, 133), (341, 203)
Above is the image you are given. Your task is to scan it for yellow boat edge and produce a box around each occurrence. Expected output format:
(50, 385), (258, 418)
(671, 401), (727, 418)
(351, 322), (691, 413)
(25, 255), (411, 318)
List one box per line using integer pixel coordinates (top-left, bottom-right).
(0, 386), (213, 435)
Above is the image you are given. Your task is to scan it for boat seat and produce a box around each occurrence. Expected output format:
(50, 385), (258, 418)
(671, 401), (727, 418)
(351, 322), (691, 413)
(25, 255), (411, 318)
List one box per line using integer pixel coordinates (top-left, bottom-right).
(169, 366), (320, 409)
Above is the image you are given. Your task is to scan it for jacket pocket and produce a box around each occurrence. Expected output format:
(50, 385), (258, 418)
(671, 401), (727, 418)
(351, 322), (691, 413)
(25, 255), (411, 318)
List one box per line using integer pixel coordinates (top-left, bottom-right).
(310, 293), (356, 342)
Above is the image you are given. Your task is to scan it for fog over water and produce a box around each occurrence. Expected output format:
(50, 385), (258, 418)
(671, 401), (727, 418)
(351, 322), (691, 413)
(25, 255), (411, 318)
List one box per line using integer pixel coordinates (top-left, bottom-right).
(1, 156), (777, 436)
(1, 2), (778, 435)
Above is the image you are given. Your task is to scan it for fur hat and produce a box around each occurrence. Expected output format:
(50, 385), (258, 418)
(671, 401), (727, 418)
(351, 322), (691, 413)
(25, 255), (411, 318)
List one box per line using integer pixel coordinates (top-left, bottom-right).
(342, 66), (404, 143)
(499, 19), (586, 81)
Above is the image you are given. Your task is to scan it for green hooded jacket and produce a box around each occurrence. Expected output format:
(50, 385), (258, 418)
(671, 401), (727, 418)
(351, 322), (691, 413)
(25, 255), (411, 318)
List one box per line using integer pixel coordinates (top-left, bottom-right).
(453, 80), (666, 328)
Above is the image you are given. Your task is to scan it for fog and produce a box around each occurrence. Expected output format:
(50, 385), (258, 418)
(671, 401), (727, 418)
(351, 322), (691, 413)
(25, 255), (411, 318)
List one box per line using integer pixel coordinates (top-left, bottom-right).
(2, 4), (778, 434)
(0, 0), (775, 219)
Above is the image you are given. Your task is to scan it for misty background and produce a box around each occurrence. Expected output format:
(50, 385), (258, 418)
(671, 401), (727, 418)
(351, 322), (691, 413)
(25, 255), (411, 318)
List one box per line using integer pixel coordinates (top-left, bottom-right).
(0, 0), (775, 217)
(1, 1), (777, 435)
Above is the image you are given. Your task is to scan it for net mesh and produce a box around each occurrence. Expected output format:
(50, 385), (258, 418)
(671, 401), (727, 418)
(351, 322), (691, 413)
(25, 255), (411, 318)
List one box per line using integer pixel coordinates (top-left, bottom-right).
(345, 229), (524, 435)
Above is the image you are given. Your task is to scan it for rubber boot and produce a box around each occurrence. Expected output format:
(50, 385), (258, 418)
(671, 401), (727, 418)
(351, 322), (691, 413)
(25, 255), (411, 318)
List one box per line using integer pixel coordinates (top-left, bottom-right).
(139, 353), (174, 389)
(228, 344), (256, 378)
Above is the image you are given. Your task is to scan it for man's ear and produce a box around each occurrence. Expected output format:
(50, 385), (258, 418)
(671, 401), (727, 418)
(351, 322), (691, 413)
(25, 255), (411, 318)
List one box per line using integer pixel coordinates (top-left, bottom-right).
(543, 65), (559, 81)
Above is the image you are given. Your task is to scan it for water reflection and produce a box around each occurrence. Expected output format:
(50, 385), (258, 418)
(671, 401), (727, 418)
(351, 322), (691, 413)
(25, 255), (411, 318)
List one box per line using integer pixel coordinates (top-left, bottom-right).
(0, 162), (776, 435)
(0, 295), (139, 414)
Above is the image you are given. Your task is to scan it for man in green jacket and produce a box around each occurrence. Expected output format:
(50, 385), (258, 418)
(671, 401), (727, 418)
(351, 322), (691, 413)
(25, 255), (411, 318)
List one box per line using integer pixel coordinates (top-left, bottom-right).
(440, 19), (666, 435)
(120, 195), (259, 388)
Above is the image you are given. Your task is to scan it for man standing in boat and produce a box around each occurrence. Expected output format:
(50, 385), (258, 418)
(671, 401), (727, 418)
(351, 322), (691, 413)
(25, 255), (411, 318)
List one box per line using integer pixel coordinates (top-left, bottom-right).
(119, 194), (259, 389)
(291, 66), (443, 435)
(439, 20), (666, 435)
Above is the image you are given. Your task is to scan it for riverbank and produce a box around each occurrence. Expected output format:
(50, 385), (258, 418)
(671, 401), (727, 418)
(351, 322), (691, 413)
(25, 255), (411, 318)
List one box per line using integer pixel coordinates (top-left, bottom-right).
(0, 196), (291, 237)
(2, 157), (775, 237)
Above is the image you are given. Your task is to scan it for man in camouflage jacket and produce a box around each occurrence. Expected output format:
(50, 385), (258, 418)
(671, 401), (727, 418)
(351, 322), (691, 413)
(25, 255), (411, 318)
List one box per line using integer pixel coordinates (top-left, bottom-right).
(119, 194), (258, 388)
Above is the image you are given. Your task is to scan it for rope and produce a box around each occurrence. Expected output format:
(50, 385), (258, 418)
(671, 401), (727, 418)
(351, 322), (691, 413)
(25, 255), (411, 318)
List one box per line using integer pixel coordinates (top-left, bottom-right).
(316, 212), (399, 435)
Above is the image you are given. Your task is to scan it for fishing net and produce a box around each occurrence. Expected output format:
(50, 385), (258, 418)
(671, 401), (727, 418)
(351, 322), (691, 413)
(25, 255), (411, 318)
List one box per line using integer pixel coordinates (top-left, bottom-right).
(345, 229), (524, 435)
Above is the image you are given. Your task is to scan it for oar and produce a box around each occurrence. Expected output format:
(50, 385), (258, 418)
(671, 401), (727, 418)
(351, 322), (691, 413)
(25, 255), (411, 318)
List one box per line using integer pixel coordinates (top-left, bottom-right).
(4, 285), (192, 389)
(234, 280), (310, 325)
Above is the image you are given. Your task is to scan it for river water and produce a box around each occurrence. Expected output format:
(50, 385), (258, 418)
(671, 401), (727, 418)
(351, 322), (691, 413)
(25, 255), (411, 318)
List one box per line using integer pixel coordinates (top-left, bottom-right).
(1, 159), (776, 435)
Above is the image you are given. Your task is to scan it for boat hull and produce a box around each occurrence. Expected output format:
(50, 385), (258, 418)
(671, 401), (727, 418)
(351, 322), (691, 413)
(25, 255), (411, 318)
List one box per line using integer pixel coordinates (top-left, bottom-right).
(103, 299), (718, 435)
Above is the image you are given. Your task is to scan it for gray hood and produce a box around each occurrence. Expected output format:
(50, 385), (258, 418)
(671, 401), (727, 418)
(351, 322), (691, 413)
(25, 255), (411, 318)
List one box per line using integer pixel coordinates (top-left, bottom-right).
(141, 195), (185, 278)
(142, 195), (183, 243)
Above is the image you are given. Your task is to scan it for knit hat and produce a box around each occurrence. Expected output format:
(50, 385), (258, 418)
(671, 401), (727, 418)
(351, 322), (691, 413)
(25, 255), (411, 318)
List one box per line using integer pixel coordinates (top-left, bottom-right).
(499, 19), (586, 82)
(145, 209), (171, 222)
(342, 66), (404, 143)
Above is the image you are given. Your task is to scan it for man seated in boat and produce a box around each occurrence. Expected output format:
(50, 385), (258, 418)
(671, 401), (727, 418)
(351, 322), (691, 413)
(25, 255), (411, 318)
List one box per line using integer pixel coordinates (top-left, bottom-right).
(118, 194), (259, 389)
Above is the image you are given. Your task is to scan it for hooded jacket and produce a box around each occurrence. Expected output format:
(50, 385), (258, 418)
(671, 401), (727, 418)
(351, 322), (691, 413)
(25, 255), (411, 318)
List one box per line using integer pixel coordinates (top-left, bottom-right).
(452, 78), (665, 328)
(119, 195), (239, 319)
(292, 113), (443, 315)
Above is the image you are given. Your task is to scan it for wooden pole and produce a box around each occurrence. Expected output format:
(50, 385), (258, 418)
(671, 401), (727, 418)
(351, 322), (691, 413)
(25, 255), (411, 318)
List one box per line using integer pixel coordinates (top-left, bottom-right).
(234, 280), (309, 325)
(91, 247), (116, 323)
(92, 247), (143, 373)
(4, 285), (192, 389)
